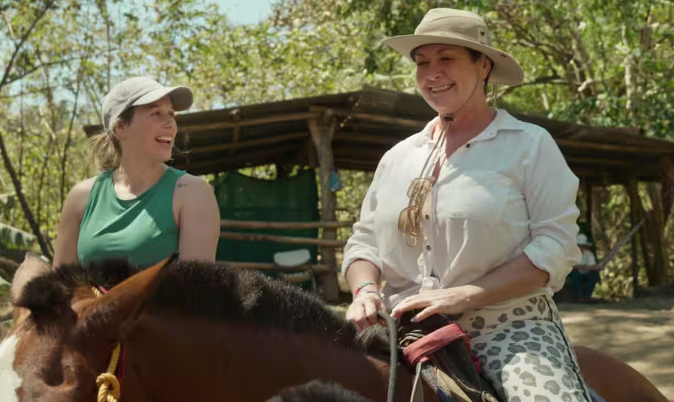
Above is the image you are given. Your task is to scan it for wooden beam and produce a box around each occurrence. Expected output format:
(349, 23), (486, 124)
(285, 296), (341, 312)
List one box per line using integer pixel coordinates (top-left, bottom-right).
(660, 155), (674, 222)
(188, 131), (309, 154)
(220, 231), (346, 248)
(661, 154), (674, 183)
(309, 114), (340, 302)
(585, 184), (593, 228)
(181, 143), (300, 173)
(221, 219), (354, 230)
(333, 147), (388, 162)
(218, 261), (332, 273)
(334, 131), (403, 146)
(626, 179), (641, 297)
(557, 139), (669, 154)
(566, 156), (634, 167)
(179, 112), (319, 133)
(577, 132), (674, 151)
(646, 182), (669, 286)
(310, 106), (426, 129)
(333, 158), (378, 171)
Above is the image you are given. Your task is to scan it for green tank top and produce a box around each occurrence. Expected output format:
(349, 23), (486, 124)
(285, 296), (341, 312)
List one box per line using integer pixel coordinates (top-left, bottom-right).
(77, 167), (186, 269)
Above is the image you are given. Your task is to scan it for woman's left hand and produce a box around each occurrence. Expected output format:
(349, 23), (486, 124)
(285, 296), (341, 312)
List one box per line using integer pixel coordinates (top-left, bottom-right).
(391, 286), (474, 323)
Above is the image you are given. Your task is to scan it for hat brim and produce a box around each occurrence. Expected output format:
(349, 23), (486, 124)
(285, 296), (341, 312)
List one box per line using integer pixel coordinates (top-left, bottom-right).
(132, 86), (194, 112)
(381, 34), (524, 86)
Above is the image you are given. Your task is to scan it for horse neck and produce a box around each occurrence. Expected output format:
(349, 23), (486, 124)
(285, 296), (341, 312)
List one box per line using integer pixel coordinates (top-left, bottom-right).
(121, 313), (393, 402)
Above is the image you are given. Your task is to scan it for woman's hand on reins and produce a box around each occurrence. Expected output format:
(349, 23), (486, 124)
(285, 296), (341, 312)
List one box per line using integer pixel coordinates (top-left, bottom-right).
(346, 292), (386, 332)
(390, 287), (472, 323)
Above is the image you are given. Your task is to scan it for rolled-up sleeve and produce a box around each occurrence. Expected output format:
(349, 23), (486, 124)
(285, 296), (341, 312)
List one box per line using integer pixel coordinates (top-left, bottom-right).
(341, 153), (389, 276)
(522, 130), (582, 292)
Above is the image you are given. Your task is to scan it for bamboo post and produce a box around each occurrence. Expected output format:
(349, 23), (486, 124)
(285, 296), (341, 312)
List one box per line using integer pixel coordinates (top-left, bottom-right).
(309, 114), (340, 302)
(626, 179), (641, 297)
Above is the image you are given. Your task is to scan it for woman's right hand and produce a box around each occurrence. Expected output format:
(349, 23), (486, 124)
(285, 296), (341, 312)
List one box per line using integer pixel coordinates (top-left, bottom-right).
(346, 291), (386, 332)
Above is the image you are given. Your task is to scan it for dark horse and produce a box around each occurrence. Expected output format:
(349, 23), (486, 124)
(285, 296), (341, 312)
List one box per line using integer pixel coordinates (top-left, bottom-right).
(0, 255), (668, 402)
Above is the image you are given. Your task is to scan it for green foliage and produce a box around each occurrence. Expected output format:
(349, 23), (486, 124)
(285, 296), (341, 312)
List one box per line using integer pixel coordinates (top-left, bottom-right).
(0, 222), (35, 249)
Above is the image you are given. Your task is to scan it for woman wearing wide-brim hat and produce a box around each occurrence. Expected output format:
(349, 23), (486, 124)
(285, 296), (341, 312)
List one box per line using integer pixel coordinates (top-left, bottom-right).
(342, 8), (592, 401)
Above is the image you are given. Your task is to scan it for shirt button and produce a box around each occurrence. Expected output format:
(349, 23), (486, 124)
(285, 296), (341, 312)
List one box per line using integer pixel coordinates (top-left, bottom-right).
(426, 245), (431, 250)
(466, 143), (471, 148)
(425, 214), (430, 220)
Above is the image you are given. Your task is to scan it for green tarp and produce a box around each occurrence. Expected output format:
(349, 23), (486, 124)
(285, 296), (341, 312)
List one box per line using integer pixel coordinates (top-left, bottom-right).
(212, 169), (319, 267)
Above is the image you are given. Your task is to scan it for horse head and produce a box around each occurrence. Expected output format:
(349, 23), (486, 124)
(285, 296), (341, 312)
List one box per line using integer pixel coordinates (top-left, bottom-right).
(0, 255), (168, 402)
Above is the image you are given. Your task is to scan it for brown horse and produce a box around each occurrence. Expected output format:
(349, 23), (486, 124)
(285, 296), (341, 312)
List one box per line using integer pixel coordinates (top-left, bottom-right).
(0, 255), (668, 402)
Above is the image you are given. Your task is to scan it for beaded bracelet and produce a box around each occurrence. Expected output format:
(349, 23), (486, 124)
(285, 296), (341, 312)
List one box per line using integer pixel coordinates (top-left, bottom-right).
(353, 281), (375, 297)
(354, 289), (381, 300)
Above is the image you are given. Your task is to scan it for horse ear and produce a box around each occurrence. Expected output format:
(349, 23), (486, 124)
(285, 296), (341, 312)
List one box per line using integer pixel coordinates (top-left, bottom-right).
(11, 253), (51, 304)
(77, 256), (173, 339)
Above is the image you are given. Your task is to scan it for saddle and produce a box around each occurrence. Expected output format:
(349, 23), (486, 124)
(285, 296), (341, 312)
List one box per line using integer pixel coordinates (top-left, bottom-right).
(396, 311), (501, 402)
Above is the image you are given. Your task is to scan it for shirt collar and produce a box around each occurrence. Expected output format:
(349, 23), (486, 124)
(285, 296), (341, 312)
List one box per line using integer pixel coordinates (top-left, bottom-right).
(417, 109), (523, 146)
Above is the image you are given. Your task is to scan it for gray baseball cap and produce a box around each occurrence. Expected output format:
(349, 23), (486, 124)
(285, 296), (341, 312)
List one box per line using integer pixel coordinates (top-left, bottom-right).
(102, 76), (194, 132)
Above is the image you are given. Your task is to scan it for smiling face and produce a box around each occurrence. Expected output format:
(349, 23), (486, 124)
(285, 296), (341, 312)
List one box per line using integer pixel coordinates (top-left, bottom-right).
(413, 44), (492, 116)
(115, 95), (177, 163)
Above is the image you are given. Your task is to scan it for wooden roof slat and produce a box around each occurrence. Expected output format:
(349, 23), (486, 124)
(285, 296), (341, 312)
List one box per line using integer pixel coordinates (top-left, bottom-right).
(80, 86), (674, 184)
(187, 131), (309, 154)
(180, 112), (319, 133)
(557, 139), (671, 154)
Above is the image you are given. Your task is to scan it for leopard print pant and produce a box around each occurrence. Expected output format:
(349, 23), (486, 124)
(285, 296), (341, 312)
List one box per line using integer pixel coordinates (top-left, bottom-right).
(455, 295), (591, 402)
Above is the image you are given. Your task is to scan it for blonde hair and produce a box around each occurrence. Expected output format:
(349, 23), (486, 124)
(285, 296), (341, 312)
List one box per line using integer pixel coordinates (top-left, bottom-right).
(90, 107), (135, 171)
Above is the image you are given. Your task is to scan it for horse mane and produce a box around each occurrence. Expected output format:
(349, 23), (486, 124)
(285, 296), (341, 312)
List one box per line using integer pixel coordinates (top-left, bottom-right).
(268, 379), (376, 402)
(16, 258), (390, 354)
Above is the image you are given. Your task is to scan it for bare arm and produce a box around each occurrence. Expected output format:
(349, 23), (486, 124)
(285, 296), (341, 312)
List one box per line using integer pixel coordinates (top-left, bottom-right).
(345, 259), (381, 294)
(345, 259), (385, 330)
(175, 175), (220, 262)
(52, 178), (95, 268)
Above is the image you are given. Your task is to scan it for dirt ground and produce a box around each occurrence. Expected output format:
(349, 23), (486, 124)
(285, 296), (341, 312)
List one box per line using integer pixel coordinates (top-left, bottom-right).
(557, 297), (674, 401)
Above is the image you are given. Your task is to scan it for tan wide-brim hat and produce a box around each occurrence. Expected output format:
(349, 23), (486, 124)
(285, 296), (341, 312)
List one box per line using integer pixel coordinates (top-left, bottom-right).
(381, 8), (524, 86)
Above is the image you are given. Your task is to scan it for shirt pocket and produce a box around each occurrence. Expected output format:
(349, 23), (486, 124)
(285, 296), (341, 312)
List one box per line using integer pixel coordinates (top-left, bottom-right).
(439, 170), (512, 225)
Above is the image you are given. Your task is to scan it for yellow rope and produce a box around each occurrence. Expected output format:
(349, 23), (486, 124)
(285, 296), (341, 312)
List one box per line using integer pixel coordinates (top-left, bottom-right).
(92, 287), (122, 402)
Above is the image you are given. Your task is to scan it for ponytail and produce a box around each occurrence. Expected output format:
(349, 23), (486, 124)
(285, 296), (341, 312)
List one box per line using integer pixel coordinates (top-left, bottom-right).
(90, 107), (135, 171)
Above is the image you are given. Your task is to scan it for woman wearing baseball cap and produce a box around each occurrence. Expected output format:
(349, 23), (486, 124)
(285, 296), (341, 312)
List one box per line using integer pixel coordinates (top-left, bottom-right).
(53, 77), (220, 269)
(342, 9), (591, 401)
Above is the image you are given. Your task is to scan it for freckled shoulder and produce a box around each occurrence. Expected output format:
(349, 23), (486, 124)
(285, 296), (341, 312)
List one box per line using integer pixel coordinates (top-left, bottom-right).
(175, 173), (211, 190)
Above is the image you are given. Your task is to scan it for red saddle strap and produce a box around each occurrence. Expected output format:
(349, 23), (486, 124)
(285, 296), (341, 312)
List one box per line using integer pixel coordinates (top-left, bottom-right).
(403, 323), (481, 372)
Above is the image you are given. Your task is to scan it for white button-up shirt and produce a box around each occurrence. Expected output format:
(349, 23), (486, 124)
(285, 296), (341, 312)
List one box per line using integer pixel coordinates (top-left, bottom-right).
(342, 109), (582, 310)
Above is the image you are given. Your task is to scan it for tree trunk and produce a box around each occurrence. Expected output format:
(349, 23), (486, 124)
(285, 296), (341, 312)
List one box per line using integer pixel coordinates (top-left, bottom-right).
(622, 25), (638, 124)
(0, 130), (53, 261)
